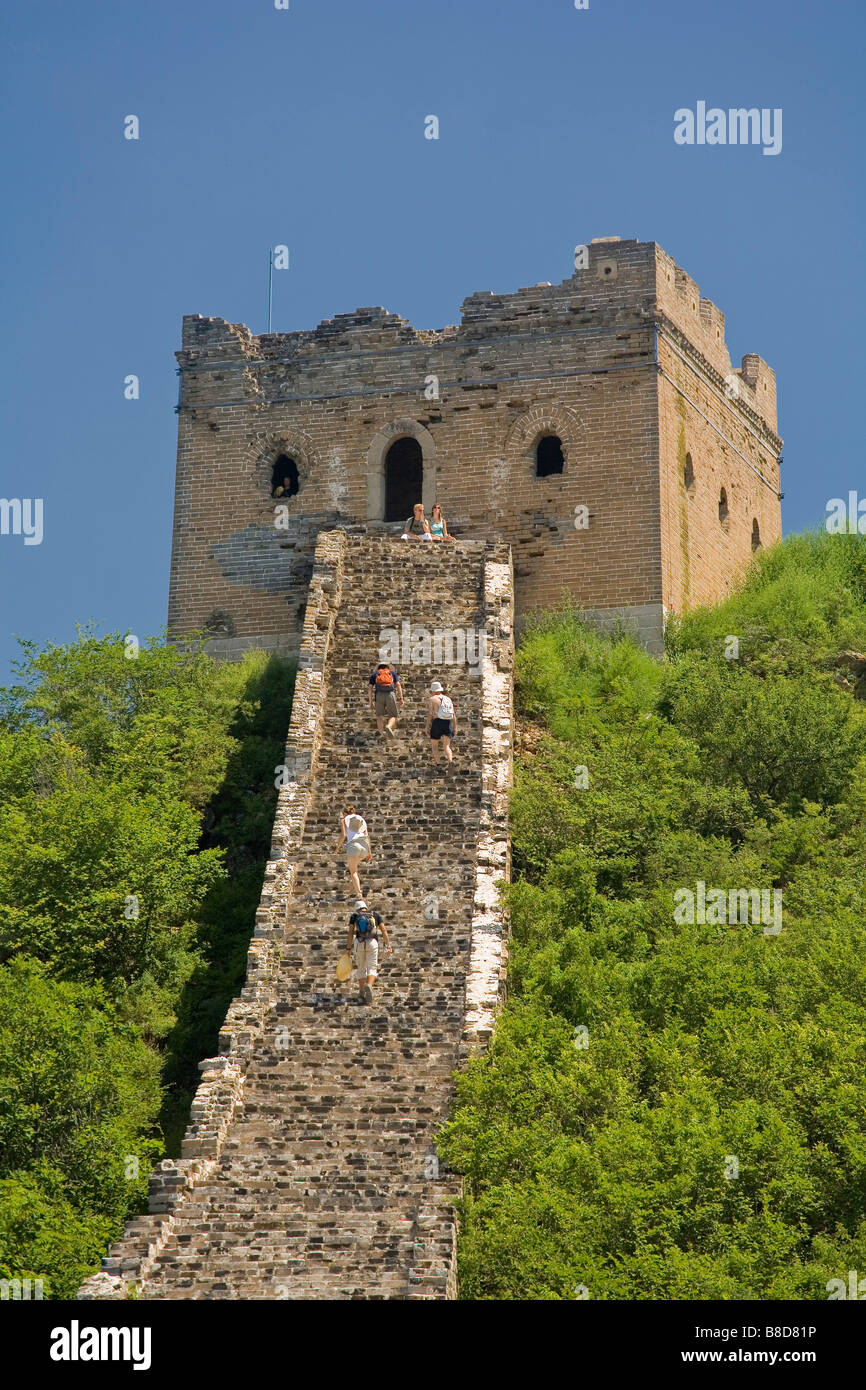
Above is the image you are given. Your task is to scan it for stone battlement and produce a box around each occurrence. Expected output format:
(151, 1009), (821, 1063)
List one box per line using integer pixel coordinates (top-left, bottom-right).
(168, 238), (781, 668)
(177, 240), (776, 436)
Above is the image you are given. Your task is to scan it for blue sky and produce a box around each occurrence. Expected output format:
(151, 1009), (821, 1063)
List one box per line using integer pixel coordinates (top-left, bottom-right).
(1, 0), (863, 680)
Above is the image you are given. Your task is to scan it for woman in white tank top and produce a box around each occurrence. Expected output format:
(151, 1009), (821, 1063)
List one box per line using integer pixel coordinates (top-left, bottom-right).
(338, 805), (372, 897)
(426, 681), (456, 768)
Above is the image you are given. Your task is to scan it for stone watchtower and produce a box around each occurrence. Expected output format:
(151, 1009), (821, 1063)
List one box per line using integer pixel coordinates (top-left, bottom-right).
(168, 237), (782, 657)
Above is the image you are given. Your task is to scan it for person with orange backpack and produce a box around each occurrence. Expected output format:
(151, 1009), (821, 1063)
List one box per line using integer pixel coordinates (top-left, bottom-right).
(368, 661), (404, 737)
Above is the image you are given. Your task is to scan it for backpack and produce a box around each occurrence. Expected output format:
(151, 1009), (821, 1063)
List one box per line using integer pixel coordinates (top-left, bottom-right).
(435, 693), (454, 720)
(345, 814), (368, 843)
(354, 912), (378, 941)
(375, 668), (395, 688)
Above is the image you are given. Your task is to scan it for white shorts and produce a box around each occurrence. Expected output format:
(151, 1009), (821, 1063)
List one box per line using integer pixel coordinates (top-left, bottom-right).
(353, 937), (379, 978)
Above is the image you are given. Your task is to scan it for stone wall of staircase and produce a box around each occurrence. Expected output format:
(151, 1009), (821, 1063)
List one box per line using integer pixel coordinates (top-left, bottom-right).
(79, 530), (513, 1301)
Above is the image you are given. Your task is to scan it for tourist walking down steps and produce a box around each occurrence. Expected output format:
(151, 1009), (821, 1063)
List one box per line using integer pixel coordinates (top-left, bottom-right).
(346, 898), (392, 1005)
(337, 806), (372, 898)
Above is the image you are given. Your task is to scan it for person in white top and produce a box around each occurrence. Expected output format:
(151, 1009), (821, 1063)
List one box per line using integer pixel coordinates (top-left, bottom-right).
(337, 805), (372, 897)
(426, 680), (456, 767)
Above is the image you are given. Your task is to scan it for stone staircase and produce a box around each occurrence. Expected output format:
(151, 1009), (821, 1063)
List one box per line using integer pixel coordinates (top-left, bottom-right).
(79, 531), (513, 1300)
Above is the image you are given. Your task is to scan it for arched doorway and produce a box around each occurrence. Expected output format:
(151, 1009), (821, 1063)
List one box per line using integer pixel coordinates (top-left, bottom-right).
(384, 437), (423, 522)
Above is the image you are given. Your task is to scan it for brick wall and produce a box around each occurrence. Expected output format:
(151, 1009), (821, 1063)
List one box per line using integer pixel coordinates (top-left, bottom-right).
(167, 238), (781, 658)
(654, 245), (782, 615)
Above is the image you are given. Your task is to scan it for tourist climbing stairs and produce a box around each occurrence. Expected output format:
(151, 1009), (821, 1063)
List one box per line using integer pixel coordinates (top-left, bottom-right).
(79, 531), (513, 1300)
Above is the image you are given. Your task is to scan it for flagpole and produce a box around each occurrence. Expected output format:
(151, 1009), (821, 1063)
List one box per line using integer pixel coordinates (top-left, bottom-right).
(267, 247), (273, 333)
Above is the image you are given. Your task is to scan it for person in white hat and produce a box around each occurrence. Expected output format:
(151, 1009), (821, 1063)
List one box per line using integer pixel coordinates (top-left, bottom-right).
(426, 680), (456, 767)
(346, 898), (392, 1005)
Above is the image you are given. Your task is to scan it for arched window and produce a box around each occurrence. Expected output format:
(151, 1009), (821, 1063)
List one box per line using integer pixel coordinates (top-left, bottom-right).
(684, 452), (695, 490)
(752, 518), (761, 552)
(536, 434), (564, 477)
(384, 436), (423, 522)
(271, 455), (299, 498)
(718, 487), (729, 523)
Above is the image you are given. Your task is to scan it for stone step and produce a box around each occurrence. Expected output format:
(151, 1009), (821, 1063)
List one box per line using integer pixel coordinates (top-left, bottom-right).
(78, 530), (511, 1303)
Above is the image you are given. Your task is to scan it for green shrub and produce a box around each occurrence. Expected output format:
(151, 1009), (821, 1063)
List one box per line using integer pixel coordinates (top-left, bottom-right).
(0, 631), (294, 1294)
(441, 532), (866, 1299)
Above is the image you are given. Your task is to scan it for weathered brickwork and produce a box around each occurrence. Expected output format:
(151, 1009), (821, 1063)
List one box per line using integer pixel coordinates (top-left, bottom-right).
(654, 246), (781, 614)
(79, 532), (513, 1301)
(168, 238), (781, 659)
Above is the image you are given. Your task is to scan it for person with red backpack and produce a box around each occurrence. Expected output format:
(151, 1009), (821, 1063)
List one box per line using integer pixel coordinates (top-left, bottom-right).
(368, 661), (404, 737)
(346, 898), (392, 1005)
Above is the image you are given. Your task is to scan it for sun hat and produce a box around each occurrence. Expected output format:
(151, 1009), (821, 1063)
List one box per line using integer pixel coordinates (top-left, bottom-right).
(429, 681), (443, 692)
(354, 899), (367, 910)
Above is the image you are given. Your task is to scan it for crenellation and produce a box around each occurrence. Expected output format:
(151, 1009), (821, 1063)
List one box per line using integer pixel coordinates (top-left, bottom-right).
(167, 240), (781, 663)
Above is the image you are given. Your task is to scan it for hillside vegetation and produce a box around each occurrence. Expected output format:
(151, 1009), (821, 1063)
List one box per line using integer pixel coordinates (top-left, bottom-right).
(3, 531), (865, 1302)
(439, 530), (866, 1299)
(0, 632), (293, 1297)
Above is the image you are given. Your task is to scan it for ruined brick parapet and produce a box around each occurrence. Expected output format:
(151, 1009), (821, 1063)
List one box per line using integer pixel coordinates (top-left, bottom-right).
(655, 246), (778, 436)
(167, 238), (781, 665)
(463, 545), (514, 1049)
